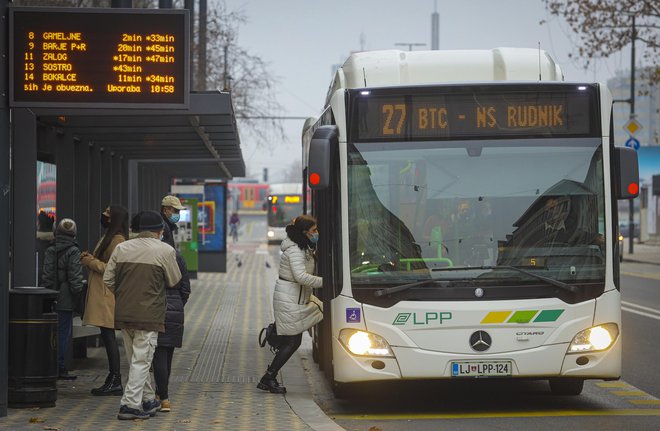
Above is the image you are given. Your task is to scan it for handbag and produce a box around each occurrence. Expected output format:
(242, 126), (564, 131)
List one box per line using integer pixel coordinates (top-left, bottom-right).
(74, 280), (88, 317)
(259, 322), (284, 353)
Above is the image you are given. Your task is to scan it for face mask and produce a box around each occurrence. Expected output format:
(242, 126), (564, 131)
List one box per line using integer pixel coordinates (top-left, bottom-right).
(100, 214), (111, 228)
(309, 232), (319, 244)
(169, 214), (180, 224)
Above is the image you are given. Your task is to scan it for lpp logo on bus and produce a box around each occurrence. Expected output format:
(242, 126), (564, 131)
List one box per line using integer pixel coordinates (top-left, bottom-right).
(393, 312), (453, 326)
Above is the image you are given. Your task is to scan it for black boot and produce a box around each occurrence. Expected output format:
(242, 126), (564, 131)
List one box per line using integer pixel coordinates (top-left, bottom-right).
(91, 373), (123, 396)
(256, 369), (286, 394)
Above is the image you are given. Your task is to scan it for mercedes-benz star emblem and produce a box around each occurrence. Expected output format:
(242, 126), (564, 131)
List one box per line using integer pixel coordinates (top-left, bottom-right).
(469, 330), (492, 352)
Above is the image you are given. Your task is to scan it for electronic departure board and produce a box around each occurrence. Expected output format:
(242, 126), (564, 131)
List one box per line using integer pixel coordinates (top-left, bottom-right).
(10, 7), (189, 108)
(351, 86), (597, 141)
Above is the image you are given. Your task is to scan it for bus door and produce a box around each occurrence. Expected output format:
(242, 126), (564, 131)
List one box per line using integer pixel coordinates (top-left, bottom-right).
(309, 126), (342, 380)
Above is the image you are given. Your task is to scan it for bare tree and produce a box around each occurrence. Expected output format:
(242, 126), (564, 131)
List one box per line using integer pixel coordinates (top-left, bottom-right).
(541, 0), (659, 83)
(203, 2), (285, 149)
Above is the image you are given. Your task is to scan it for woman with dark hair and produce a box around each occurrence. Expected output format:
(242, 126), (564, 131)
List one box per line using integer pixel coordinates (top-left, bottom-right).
(257, 214), (323, 394)
(81, 205), (129, 396)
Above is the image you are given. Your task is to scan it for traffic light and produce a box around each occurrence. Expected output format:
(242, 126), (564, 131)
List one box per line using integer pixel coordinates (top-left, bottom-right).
(263, 167), (268, 183)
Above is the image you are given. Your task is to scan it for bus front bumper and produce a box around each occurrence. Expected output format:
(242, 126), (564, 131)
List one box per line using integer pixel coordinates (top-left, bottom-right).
(332, 335), (621, 383)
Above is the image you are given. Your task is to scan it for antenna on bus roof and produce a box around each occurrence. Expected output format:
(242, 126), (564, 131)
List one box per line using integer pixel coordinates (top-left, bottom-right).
(538, 42), (542, 81)
(363, 67), (367, 87)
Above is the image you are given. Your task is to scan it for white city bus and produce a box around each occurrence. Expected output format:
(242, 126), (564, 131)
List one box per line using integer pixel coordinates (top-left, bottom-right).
(266, 182), (303, 243)
(302, 48), (639, 397)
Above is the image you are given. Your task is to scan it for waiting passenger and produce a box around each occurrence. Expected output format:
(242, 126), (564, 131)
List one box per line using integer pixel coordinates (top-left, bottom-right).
(42, 218), (84, 380)
(81, 205), (129, 396)
(104, 211), (181, 420)
(160, 195), (185, 248)
(152, 247), (191, 413)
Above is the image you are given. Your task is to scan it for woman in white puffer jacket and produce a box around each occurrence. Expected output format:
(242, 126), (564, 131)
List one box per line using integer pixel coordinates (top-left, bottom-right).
(257, 215), (322, 394)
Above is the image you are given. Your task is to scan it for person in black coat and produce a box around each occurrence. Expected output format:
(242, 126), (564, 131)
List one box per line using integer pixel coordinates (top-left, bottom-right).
(152, 250), (190, 412)
(42, 218), (84, 380)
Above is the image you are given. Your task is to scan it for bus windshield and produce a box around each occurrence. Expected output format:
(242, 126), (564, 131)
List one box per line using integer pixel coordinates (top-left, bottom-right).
(348, 138), (606, 298)
(268, 194), (303, 227)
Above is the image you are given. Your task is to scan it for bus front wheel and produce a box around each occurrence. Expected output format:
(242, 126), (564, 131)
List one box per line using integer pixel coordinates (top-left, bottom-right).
(549, 378), (584, 395)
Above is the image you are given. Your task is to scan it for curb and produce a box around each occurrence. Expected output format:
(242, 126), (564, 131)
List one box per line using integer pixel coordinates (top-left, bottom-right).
(623, 258), (660, 266)
(286, 392), (345, 431)
(283, 339), (346, 431)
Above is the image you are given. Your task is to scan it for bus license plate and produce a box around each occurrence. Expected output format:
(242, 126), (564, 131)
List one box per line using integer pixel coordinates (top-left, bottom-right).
(451, 361), (512, 377)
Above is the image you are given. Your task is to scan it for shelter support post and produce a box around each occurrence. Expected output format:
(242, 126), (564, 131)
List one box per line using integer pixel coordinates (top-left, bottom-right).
(11, 109), (37, 288)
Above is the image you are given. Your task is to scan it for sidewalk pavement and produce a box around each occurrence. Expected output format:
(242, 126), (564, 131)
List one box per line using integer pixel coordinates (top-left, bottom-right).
(1, 246), (343, 431)
(622, 239), (660, 266)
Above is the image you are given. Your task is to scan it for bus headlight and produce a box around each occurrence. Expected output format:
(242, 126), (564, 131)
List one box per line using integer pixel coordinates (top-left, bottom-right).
(339, 329), (394, 357)
(267, 230), (274, 238)
(568, 323), (619, 353)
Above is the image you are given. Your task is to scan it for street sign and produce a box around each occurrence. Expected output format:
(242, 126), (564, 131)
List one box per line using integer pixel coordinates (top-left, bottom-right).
(625, 137), (640, 150)
(624, 118), (643, 136)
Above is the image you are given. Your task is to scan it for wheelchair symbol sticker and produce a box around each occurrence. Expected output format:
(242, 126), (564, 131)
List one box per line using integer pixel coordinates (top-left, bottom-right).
(346, 308), (361, 323)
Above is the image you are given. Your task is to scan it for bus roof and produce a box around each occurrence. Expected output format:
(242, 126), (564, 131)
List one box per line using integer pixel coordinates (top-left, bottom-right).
(327, 48), (564, 103)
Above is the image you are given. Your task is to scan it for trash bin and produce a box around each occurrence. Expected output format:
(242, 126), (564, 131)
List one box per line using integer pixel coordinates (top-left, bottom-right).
(8, 287), (58, 408)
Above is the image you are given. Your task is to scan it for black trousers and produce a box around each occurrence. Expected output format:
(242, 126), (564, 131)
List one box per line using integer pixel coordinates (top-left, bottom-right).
(153, 345), (175, 400)
(100, 327), (120, 375)
(269, 333), (303, 374)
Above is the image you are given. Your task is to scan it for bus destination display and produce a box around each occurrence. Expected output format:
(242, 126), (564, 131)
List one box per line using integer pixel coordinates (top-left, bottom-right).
(10, 8), (189, 108)
(353, 89), (595, 141)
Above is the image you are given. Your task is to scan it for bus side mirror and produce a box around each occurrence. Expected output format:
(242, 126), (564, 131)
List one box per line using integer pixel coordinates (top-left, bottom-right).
(308, 125), (338, 190)
(614, 147), (639, 200)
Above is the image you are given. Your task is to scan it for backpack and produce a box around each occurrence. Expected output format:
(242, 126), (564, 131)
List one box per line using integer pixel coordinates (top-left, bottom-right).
(258, 322), (284, 353)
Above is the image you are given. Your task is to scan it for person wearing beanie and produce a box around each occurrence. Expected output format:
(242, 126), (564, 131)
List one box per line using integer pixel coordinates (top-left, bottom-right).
(42, 218), (84, 380)
(104, 211), (182, 420)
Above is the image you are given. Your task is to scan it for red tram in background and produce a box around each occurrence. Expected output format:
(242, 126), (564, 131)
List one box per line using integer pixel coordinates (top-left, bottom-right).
(227, 181), (268, 213)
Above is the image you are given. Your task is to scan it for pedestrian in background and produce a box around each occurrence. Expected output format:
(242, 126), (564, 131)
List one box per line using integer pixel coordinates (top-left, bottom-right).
(42, 218), (84, 380)
(104, 211), (181, 421)
(257, 215), (323, 394)
(153, 250), (190, 413)
(81, 205), (129, 396)
(229, 212), (240, 243)
(160, 195), (185, 248)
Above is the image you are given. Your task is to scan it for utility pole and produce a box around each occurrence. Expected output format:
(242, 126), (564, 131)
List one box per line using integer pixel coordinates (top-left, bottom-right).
(628, 14), (636, 254)
(223, 45), (230, 91)
(197, 0), (207, 91)
(431, 0), (439, 50)
(395, 42), (426, 51)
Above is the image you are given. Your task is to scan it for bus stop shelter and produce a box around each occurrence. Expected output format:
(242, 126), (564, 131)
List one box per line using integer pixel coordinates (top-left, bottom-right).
(13, 91), (244, 287)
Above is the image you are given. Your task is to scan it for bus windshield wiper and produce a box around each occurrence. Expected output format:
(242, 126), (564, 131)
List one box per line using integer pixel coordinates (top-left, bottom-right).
(484, 265), (577, 293)
(373, 279), (446, 297)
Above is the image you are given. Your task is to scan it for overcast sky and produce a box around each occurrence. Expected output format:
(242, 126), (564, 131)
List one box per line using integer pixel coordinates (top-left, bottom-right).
(221, 0), (635, 182)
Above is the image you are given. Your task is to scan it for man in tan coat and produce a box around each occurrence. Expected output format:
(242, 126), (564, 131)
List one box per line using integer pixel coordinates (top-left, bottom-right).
(104, 211), (181, 420)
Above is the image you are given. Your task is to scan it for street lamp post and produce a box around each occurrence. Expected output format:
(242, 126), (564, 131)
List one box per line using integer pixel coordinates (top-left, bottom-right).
(628, 14), (636, 254)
